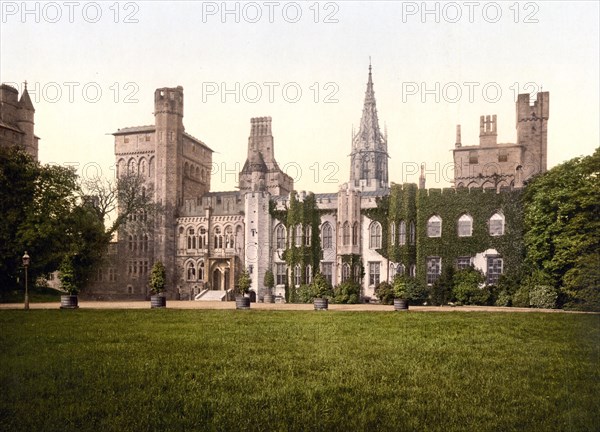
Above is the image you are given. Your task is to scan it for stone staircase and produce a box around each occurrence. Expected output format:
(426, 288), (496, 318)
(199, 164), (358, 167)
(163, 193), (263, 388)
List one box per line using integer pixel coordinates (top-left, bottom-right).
(195, 290), (227, 301)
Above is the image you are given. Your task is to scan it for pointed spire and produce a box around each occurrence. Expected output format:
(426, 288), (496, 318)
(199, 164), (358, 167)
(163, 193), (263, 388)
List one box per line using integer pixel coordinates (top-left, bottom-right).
(419, 163), (426, 190)
(19, 80), (34, 111)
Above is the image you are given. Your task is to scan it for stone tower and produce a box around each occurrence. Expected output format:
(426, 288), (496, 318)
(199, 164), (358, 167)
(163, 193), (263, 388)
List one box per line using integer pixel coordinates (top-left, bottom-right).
(153, 87), (185, 286)
(239, 117), (293, 196)
(0, 83), (38, 160)
(516, 92), (549, 176)
(349, 64), (389, 192)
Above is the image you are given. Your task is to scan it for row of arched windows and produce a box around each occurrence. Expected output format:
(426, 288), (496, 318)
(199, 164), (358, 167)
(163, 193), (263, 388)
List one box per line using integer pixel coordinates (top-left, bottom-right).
(184, 161), (208, 183)
(389, 262), (416, 279)
(117, 156), (154, 178)
(275, 223), (336, 250)
(341, 222), (359, 246)
(179, 224), (242, 251)
(185, 260), (205, 281)
(426, 212), (505, 238)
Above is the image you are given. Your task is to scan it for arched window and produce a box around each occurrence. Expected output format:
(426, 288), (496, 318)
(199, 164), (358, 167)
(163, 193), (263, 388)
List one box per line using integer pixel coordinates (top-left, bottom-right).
(224, 226), (234, 249)
(186, 262), (196, 281)
(198, 261), (205, 281)
(410, 264), (416, 277)
(369, 222), (382, 249)
(390, 222), (396, 246)
(352, 222), (359, 246)
(295, 225), (302, 247)
(343, 222), (350, 246)
(342, 263), (351, 282)
(199, 227), (207, 249)
(409, 221), (416, 245)
(133, 235), (138, 251)
(214, 226), (223, 249)
(139, 158), (147, 176)
(399, 221), (406, 246)
(458, 214), (473, 237)
(142, 234), (149, 252)
(305, 265), (312, 284)
(128, 235), (133, 251)
(275, 224), (286, 249)
(398, 263), (405, 276)
(489, 212), (505, 236)
(187, 228), (196, 250)
(127, 158), (136, 174)
(148, 157), (154, 177)
(427, 215), (442, 238)
(184, 162), (190, 177)
(322, 223), (332, 249)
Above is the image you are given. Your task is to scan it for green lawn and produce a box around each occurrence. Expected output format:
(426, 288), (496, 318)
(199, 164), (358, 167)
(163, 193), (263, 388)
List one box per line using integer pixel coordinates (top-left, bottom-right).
(0, 310), (598, 431)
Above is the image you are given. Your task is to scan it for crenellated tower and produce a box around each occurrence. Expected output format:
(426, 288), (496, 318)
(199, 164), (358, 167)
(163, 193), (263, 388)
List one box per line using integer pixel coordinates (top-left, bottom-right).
(349, 63), (389, 192)
(516, 92), (549, 175)
(239, 116), (293, 195)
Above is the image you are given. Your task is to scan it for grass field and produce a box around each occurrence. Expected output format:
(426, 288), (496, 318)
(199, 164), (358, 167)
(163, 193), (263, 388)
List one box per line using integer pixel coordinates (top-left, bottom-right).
(0, 310), (598, 431)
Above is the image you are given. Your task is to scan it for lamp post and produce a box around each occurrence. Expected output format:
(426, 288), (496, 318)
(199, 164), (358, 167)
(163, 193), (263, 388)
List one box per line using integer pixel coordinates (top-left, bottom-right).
(22, 251), (30, 310)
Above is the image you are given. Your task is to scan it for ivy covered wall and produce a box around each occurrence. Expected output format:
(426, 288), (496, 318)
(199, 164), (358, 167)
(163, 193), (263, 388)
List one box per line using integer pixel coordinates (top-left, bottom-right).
(416, 187), (524, 284)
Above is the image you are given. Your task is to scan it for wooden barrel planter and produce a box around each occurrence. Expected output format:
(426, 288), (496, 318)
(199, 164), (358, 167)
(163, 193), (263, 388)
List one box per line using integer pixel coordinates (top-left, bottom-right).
(264, 294), (274, 304)
(393, 298), (409, 311)
(236, 296), (251, 310)
(150, 295), (167, 309)
(60, 295), (79, 309)
(314, 298), (329, 311)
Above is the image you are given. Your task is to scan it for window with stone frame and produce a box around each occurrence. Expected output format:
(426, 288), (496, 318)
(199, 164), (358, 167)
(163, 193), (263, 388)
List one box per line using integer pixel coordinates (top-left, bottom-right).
(342, 263), (351, 282)
(457, 214), (473, 237)
(186, 262), (196, 281)
(295, 225), (302, 247)
(469, 150), (478, 164)
(322, 262), (333, 285)
(487, 256), (503, 285)
(369, 262), (380, 286)
(322, 223), (333, 249)
(390, 222), (396, 246)
(199, 227), (207, 249)
(399, 221), (406, 245)
(294, 264), (302, 287)
(389, 263), (396, 281)
(342, 222), (350, 246)
(427, 215), (442, 238)
(426, 257), (442, 285)
(276, 263), (286, 286)
(456, 256), (472, 270)
(352, 222), (359, 246)
(304, 226), (312, 247)
(305, 265), (312, 284)
(187, 228), (196, 250)
(275, 224), (286, 249)
(409, 221), (416, 245)
(369, 222), (382, 249)
(498, 149), (508, 162)
(489, 212), (505, 236)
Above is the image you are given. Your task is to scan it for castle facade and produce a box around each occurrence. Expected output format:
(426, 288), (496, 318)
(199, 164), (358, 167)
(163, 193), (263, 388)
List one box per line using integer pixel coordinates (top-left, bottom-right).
(85, 67), (548, 301)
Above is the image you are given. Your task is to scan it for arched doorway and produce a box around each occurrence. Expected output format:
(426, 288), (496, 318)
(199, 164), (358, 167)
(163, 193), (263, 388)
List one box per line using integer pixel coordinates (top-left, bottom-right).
(212, 269), (221, 290)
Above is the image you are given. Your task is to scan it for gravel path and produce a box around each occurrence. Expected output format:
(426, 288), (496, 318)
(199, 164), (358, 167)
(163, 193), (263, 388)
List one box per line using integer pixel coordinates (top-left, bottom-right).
(0, 301), (595, 313)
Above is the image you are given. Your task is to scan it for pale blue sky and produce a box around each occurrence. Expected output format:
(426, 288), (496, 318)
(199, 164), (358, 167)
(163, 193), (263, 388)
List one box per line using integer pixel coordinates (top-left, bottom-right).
(2, 1), (598, 192)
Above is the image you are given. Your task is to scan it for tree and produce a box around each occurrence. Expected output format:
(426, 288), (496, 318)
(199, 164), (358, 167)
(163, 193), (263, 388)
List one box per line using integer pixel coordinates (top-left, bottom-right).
(0, 147), (79, 290)
(429, 265), (455, 306)
(237, 269), (252, 297)
(149, 261), (166, 294)
(524, 148), (600, 310)
(452, 267), (486, 305)
(263, 269), (275, 294)
(311, 273), (334, 300)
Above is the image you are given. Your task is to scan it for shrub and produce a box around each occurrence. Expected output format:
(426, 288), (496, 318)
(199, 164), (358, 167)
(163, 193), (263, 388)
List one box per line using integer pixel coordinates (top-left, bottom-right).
(295, 284), (313, 303)
(512, 286), (530, 307)
(495, 290), (512, 307)
(149, 261), (166, 295)
(333, 280), (361, 304)
(529, 285), (558, 309)
(452, 267), (486, 305)
(429, 266), (454, 306)
(237, 269), (252, 297)
(374, 281), (394, 305)
(311, 273), (334, 300)
(393, 275), (427, 305)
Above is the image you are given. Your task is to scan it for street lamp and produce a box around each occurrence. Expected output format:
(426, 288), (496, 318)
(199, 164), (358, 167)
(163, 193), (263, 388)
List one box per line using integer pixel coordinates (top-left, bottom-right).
(22, 251), (30, 310)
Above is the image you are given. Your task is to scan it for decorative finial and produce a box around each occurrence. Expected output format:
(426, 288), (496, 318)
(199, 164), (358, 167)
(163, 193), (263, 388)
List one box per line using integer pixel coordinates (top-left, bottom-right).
(23, 80), (28, 90)
(369, 56), (372, 73)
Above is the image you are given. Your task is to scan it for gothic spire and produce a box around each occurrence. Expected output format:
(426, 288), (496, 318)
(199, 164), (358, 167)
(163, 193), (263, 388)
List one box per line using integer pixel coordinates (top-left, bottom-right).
(349, 63), (389, 192)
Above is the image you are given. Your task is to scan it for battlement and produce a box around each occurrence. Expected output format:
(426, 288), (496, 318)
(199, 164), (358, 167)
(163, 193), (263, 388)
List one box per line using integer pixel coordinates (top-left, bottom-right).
(516, 92), (549, 122)
(250, 117), (272, 136)
(154, 86), (184, 116)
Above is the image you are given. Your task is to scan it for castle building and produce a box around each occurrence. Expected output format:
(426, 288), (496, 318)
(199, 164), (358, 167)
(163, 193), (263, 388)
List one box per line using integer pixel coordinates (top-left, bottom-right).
(452, 92), (549, 189)
(86, 67), (547, 301)
(0, 83), (39, 160)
